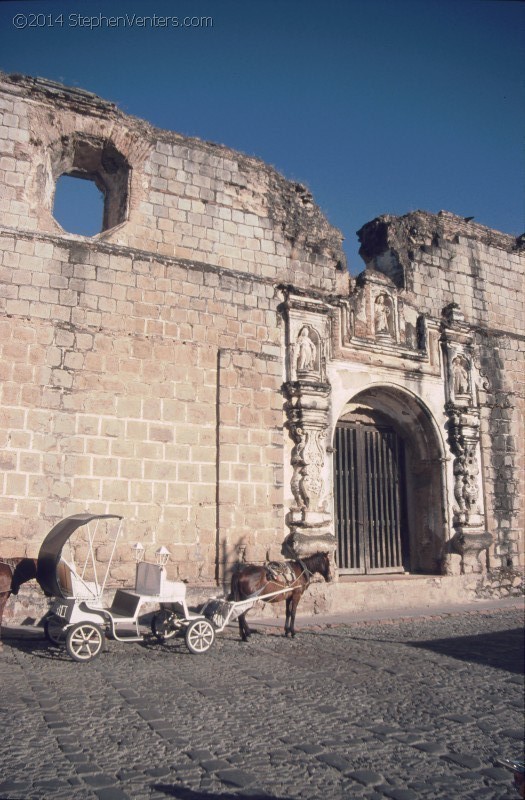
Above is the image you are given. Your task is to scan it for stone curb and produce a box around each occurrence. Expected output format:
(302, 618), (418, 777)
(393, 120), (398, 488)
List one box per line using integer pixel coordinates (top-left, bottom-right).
(248, 596), (524, 631)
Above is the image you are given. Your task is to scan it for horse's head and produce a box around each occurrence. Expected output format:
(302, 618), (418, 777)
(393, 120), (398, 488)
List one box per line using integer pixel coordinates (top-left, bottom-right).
(316, 552), (333, 583)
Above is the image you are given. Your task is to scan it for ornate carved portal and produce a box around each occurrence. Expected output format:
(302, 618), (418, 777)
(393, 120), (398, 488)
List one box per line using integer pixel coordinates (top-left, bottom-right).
(441, 304), (492, 573)
(281, 290), (336, 559)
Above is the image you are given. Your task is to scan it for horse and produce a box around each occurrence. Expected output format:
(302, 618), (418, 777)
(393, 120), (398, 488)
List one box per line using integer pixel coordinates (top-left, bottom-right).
(229, 552), (332, 642)
(0, 558), (39, 648)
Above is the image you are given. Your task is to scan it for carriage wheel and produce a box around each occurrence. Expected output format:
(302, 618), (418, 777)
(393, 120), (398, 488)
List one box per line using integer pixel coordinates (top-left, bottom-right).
(185, 618), (215, 654)
(43, 615), (66, 645)
(151, 609), (179, 642)
(66, 622), (105, 662)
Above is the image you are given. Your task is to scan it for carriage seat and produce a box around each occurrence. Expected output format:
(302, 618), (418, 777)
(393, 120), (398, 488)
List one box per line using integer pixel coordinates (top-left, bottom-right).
(57, 559), (99, 600)
(134, 561), (186, 601)
(109, 589), (142, 619)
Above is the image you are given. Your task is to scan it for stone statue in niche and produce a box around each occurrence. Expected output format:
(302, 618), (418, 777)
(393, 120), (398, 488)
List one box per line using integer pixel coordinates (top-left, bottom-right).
(416, 315), (427, 351)
(346, 307), (355, 341)
(374, 294), (393, 337)
(452, 355), (470, 396)
(295, 326), (317, 374)
(338, 301), (355, 346)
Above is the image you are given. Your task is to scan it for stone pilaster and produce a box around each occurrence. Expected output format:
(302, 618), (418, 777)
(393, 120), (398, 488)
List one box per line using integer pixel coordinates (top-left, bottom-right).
(441, 304), (492, 573)
(280, 290), (336, 558)
(283, 380), (335, 556)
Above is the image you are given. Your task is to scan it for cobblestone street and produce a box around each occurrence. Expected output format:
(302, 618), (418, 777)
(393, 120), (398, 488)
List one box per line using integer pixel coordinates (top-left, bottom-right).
(0, 606), (523, 800)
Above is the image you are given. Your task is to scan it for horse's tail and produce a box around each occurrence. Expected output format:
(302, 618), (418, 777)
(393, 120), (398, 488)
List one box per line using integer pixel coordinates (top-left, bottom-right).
(10, 558), (37, 596)
(229, 568), (241, 602)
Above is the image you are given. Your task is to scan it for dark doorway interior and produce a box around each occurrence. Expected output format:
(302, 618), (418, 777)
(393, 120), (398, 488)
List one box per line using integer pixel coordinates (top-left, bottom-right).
(334, 420), (409, 574)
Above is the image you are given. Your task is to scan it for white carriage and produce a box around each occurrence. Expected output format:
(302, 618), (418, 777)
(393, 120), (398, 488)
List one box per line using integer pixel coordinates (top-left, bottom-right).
(38, 513), (215, 661)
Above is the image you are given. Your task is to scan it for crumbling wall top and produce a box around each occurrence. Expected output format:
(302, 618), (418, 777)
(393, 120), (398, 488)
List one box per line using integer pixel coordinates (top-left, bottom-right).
(355, 209), (524, 337)
(357, 210), (523, 289)
(357, 211), (525, 287)
(2, 72), (120, 117)
(0, 73), (346, 291)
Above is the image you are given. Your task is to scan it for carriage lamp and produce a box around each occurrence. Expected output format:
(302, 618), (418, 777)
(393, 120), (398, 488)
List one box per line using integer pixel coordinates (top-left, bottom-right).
(155, 546), (170, 566)
(132, 542), (145, 563)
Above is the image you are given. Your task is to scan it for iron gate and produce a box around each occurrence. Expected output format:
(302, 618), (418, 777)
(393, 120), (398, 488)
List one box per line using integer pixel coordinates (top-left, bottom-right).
(334, 422), (407, 574)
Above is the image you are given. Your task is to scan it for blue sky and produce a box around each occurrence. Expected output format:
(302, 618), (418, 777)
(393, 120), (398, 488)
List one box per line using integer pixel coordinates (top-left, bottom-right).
(0, 0), (523, 272)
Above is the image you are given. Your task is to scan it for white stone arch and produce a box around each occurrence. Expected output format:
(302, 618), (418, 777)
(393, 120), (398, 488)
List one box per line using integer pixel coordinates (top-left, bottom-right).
(330, 381), (449, 574)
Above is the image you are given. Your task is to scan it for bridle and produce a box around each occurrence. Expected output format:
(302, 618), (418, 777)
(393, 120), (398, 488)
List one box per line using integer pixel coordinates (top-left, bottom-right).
(297, 558), (313, 583)
(297, 554), (331, 584)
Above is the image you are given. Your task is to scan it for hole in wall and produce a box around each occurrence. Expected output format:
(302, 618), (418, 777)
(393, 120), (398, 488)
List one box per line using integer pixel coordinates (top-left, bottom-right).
(53, 174), (105, 237)
(50, 134), (130, 236)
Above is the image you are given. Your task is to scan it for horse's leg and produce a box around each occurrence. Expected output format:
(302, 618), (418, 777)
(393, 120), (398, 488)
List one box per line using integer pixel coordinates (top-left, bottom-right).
(0, 592), (9, 650)
(289, 590), (301, 638)
(237, 613), (244, 641)
(284, 595), (292, 637)
(237, 612), (251, 642)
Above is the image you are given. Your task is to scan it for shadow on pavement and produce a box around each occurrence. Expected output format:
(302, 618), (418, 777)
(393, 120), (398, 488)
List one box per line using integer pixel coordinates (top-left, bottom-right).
(1, 625), (197, 659)
(153, 785), (291, 799)
(405, 628), (524, 674)
(1, 636), (75, 661)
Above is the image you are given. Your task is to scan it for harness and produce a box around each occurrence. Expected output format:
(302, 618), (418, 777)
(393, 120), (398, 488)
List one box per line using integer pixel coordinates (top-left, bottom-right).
(265, 560), (295, 584)
(264, 559), (311, 591)
(233, 558), (317, 602)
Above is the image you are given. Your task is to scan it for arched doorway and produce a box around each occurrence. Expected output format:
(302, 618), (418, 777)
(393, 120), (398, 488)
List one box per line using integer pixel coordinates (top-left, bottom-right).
(333, 386), (446, 575)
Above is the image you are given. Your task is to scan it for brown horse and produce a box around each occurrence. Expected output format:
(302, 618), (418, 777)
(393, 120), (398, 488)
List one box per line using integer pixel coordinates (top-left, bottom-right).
(230, 552), (332, 641)
(0, 558), (39, 647)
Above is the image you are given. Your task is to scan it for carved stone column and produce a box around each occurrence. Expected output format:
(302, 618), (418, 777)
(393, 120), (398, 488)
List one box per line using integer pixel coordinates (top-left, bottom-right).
(280, 290), (336, 558)
(283, 380), (335, 556)
(441, 304), (492, 573)
(446, 404), (492, 571)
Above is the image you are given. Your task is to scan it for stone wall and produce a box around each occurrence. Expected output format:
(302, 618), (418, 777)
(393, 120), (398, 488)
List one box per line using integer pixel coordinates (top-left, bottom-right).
(0, 73), (345, 584)
(474, 568), (524, 600)
(0, 74), (523, 619)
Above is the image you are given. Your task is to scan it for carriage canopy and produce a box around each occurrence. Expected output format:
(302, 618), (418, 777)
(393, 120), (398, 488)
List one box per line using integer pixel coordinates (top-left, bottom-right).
(37, 513), (122, 598)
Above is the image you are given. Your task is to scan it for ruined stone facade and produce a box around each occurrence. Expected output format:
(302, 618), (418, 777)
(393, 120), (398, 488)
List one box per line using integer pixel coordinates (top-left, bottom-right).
(0, 75), (523, 611)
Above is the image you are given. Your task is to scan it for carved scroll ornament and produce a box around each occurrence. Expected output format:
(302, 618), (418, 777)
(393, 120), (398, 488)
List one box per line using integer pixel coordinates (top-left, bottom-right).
(447, 406), (482, 525)
(289, 423), (327, 513)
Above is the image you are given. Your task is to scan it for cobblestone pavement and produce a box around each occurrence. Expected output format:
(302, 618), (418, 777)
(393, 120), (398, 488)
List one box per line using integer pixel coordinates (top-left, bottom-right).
(0, 607), (523, 800)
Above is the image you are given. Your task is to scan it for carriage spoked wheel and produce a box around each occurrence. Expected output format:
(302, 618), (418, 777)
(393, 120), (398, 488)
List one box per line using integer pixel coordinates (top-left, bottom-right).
(151, 609), (180, 642)
(65, 622), (105, 662)
(43, 615), (66, 645)
(184, 618), (215, 654)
